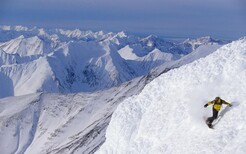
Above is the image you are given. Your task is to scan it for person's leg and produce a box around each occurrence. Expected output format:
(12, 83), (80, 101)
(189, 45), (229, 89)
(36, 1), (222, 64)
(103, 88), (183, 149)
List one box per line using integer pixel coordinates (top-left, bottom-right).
(212, 108), (219, 119)
(207, 108), (219, 125)
(206, 117), (213, 124)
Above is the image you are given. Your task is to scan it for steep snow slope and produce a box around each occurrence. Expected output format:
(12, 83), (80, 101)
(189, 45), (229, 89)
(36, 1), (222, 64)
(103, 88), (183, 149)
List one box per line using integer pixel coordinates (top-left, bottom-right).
(97, 38), (246, 154)
(0, 35), (53, 56)
(0, 49), (17, 66)
(0, 74), (148, 154)
(117, 45), (140, 60)
(0, 57), (58, 97)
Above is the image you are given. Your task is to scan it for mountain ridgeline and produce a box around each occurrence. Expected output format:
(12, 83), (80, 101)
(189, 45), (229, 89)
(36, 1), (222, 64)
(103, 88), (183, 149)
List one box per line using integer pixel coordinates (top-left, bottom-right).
(0, 26), (228, 98)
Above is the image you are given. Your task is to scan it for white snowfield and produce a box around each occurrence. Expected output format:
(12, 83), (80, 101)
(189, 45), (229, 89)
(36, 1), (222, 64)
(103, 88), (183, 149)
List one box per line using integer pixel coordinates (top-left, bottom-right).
(97, 38), (246, 154)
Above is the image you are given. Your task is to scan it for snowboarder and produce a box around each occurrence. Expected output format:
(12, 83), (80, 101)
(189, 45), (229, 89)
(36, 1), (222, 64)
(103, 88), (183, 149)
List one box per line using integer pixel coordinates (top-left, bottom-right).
(204, 96), (232, 128)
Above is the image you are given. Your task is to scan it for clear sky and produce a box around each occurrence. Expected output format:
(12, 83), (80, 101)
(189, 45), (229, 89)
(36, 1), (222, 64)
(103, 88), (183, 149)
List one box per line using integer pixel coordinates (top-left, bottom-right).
(0, 0), (246, 39)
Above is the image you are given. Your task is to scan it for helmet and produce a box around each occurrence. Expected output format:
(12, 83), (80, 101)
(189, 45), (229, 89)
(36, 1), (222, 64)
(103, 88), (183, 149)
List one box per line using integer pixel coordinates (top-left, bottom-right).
(215, 96), (220, 100)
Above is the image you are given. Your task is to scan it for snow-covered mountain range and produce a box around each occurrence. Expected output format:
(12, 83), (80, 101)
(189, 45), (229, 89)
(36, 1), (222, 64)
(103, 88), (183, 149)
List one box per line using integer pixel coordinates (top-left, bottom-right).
(1, 25), (243, 154)
(0, 39), (236, 154)
(0, 26), (228, 98)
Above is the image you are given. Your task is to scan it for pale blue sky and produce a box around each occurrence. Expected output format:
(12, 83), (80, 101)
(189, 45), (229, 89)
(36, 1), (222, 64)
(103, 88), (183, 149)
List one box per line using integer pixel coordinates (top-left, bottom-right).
(0, 0), (246, 39)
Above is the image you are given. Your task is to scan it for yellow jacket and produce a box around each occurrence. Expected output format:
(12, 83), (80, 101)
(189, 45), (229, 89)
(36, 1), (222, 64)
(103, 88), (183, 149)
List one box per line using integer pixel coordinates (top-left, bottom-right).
(207, 98), (232, 111)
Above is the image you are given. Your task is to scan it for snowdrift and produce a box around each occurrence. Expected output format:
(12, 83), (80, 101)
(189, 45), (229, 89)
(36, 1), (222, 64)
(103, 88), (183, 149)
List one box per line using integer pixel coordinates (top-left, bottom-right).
(97, 38), (246, 154)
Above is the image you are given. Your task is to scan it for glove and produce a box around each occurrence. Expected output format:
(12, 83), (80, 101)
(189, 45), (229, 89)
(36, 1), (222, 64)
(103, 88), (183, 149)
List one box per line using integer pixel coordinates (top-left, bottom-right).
(204, 104), (208, 108)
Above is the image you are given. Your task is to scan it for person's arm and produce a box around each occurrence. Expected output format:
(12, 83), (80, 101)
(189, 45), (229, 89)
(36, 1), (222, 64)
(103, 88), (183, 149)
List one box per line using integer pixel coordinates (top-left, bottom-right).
(222, 100), (232, 107)
(204, 101), (214, 108)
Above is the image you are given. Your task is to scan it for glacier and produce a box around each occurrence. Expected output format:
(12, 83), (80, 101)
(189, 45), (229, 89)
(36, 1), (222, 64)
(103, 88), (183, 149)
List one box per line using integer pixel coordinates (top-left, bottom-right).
(97, 38), (246, 154)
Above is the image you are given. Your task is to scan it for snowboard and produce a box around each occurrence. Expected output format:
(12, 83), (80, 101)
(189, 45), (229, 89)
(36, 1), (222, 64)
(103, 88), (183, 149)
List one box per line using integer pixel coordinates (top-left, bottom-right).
(205, 118), (214, 129)
(205, 115), (222, 129)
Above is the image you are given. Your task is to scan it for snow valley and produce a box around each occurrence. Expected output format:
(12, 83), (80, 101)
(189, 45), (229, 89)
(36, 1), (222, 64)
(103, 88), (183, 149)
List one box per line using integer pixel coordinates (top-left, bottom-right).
(1, 26), (245, 154)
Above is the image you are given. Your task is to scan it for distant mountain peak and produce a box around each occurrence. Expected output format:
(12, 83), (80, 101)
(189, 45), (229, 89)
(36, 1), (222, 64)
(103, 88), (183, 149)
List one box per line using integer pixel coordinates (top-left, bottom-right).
(117, 31), (127, 38)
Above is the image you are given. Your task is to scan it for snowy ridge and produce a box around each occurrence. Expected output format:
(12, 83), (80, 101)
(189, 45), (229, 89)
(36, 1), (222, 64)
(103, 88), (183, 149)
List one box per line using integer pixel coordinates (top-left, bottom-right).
(0, 26), (227, 98)
(0, 35), (51, 56)
(97, 38), (246, 154)
(0, 74), (148, 154)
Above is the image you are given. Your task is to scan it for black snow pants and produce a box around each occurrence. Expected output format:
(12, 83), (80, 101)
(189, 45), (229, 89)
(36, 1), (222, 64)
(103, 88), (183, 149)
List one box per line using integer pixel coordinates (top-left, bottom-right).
(207, 108), (219, 124)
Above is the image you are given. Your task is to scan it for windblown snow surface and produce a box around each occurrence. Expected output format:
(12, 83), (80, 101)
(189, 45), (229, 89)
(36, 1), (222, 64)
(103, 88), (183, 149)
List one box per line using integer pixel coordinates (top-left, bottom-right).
(97, 38), (246, 154)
